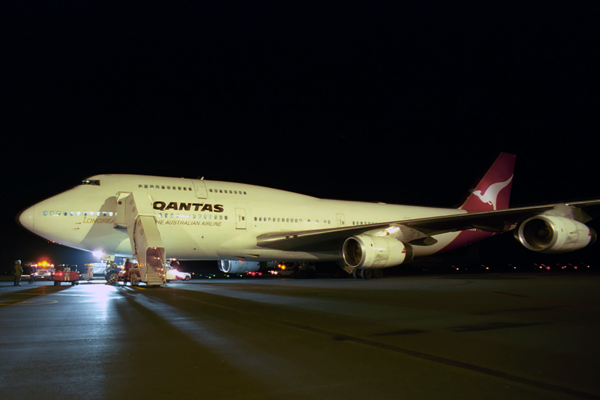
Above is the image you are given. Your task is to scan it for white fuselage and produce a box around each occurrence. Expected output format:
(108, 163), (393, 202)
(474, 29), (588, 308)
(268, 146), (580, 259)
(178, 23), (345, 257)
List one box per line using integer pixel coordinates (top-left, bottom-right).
(19, 174), (465, 262)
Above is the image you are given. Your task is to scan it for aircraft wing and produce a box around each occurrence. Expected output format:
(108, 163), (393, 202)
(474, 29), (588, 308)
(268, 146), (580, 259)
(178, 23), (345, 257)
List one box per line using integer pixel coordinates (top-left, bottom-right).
(256, 200), (600, 251)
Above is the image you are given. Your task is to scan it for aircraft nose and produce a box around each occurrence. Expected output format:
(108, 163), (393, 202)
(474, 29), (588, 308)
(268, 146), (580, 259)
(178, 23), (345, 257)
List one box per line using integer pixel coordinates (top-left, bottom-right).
(18, 205), (35, 231)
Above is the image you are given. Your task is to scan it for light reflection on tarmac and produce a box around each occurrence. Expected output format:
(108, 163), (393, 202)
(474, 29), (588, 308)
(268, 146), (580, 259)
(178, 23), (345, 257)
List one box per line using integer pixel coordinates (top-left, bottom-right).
(1, 274), (599, 400)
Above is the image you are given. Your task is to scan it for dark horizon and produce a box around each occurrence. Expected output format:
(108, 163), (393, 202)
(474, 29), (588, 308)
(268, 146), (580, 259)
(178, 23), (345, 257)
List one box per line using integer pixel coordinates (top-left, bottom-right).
(3, 3), (599, 273)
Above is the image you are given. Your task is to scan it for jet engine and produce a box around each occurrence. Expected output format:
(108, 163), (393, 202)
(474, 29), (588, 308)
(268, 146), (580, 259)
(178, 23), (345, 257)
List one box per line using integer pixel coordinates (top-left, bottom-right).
(342, 235), (413, 269)
(516, 216), (596, 253)
(219, 260), (261, 274)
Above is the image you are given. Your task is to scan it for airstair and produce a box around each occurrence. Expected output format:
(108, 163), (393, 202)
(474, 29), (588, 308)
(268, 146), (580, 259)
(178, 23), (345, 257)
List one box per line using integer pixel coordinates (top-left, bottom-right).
(115, 192), (166, 286)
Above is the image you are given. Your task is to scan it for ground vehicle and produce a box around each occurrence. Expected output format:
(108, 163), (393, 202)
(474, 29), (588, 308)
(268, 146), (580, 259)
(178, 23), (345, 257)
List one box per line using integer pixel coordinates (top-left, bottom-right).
(79, 259), (143, 285)
(81, 262), (124, 282)
(166, 268), (191, 281)
(53, 269), (80, 286)
(32, 260), (55, 280)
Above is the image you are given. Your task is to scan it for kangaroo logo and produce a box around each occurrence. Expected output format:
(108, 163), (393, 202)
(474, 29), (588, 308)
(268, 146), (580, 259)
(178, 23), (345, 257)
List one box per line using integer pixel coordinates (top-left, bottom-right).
(471, 175), (513, 210)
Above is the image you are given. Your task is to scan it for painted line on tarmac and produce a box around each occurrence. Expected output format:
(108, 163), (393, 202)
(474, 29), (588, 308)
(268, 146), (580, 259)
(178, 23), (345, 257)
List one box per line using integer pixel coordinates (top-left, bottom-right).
(0, 298), (58, 306)
(0, 292), (59, 306)
(0, 286), (67, 306)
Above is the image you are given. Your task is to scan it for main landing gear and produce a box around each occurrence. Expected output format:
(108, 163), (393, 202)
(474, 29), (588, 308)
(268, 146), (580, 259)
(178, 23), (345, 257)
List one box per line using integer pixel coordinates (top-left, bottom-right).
(290, 262), (317, 279)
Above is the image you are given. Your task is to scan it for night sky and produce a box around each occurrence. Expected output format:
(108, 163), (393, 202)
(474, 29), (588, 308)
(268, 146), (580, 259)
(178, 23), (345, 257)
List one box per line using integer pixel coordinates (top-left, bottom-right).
(2, 2), (599, 273)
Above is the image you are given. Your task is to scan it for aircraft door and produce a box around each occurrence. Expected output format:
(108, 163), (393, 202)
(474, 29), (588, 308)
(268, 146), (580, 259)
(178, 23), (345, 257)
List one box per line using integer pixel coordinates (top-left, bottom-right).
(236, 208), (247, 230)
(337, 213), (346, 227)
(193, 180), (208, 199)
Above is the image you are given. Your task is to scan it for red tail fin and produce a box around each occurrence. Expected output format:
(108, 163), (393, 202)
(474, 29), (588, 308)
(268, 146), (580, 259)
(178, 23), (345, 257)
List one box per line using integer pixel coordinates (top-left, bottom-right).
(459, 153), (516, 212)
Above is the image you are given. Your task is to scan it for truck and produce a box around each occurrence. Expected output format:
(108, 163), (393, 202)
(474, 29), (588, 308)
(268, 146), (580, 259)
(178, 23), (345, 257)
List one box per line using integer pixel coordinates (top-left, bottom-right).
(80, 259), (142, 286)
(31, 260), (55, 280)
(53, 268), (80, 286)
(80, 262), (124, 282)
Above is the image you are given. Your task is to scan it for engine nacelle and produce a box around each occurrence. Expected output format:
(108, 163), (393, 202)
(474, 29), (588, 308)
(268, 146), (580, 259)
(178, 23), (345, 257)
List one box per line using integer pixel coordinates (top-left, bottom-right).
(342, 235), (413, 269)
(219, 260), (261, 274)
(516, 216), (596, 253)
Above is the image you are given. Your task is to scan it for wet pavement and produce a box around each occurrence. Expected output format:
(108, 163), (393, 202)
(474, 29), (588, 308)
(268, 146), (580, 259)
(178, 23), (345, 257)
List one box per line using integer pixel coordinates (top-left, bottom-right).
(1, 274), (599, 399)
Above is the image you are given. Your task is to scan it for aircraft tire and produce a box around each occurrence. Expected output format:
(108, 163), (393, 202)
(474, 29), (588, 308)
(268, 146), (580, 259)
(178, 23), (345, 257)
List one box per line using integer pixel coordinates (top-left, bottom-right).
(360, 269), (373, 279)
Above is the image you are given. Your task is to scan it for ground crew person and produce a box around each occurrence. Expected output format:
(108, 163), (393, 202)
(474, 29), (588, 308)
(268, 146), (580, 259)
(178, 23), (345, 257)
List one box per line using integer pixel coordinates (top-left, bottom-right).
(14, 260), (22, 286)
(29, 263), (37, 284)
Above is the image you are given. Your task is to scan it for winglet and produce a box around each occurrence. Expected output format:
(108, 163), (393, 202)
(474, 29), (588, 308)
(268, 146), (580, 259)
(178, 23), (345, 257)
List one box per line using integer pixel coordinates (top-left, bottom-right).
(459, 153), (516, 212)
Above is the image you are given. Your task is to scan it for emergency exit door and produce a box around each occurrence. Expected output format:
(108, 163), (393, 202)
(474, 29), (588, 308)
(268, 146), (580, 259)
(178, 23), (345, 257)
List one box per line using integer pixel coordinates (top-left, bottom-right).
(235, 208), (247, 230)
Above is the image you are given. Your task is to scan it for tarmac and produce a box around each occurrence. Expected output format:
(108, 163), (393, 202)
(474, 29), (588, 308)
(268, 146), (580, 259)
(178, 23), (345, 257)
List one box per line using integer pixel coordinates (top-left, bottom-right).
(1, 273), (599, 399)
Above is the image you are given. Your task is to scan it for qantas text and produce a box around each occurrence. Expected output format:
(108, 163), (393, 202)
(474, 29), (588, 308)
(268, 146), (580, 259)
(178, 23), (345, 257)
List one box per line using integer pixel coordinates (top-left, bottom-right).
(153, 201), (224, 213)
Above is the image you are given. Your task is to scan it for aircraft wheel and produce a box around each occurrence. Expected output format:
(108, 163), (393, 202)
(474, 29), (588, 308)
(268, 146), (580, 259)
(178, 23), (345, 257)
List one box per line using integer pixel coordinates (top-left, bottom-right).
(352, 269), (360, 279)
(360, 269), (373, 279)
(373, 269), (384, 279)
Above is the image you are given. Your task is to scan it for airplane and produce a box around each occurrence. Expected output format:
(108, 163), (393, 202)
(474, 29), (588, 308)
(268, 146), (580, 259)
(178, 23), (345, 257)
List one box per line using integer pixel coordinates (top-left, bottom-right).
(17, 153), (599, 284)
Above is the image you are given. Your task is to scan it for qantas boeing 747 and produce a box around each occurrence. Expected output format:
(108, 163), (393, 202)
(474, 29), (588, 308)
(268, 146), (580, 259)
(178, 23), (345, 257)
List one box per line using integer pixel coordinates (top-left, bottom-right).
(18, 154), (600, 284)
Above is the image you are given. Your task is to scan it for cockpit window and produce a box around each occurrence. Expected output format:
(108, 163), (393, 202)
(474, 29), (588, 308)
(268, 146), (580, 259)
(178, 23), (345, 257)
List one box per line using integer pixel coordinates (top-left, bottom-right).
(81, 179), (101, 186)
